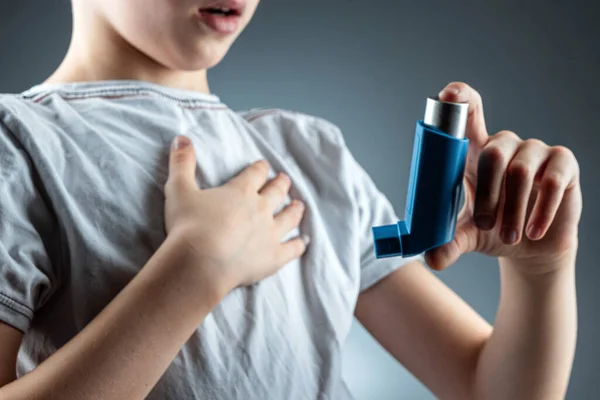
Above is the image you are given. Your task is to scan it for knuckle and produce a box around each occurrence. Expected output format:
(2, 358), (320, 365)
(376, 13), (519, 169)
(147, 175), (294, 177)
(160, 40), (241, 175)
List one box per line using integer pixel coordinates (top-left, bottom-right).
(507, 161), (532, 181)
(537, 211), (556, 229)
(266, 183), (282, 200)
(495, 130), (519, 141)
(284, 202), (302, 221)
(246, 161), (263, 177)
(275, 180), (290, 197)
(276, 209), (290, 225)
(279, 173), (291, 187)
(503, 201), (521, 220)
(474, 187), (495, 209)
(293, 208), (305, 224)
(501, 214), (521, 234)
(292, 200), (305, 215)
(275, 188), (287, 201)
(171, 151), (189, 165)
(481, 145), (507, 167)
(552, 145), (574, 159)
(278, 202), (304, 228)
(254, 159), (269, 172)
(523, 138), (546, 149)
(543, 173), (564, 191)
(165, 174), (185, 192)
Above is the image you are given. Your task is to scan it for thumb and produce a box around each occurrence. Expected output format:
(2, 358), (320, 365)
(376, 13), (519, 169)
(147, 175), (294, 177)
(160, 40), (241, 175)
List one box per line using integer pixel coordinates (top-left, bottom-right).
(424, 209), (478, 271)
(166, 135), (198, 196)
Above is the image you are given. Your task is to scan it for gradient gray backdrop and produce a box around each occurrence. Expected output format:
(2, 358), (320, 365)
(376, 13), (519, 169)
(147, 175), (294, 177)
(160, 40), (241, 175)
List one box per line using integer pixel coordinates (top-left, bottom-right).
(1, 1), (598, 399)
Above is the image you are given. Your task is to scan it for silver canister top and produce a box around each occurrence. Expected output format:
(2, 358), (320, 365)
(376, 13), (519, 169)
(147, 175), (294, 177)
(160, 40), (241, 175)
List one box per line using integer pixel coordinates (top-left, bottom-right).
(423, 96), (469, 139)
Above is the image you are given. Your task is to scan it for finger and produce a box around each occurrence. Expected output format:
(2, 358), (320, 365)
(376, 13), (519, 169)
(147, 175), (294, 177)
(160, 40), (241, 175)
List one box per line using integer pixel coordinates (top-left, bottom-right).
(473, 131), (521, 230)
(275, 235), (309, 269)
(424, 230), (461, 271)
(273, 199), (305, 237)
(438, 82), (489, 149)
(500, 139), (550, 245)
(424, 198), (480, 270)
(228, 159), (270, 193)
(525, 146), (577, 240)
(259, 172), (292, 211)
(165, 135), (198, 198)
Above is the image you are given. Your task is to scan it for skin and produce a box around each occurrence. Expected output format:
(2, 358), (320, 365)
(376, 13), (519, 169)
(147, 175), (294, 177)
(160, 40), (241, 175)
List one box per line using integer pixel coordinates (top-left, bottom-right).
(0, 0), (582, 399)
(356, 83), (580, 399)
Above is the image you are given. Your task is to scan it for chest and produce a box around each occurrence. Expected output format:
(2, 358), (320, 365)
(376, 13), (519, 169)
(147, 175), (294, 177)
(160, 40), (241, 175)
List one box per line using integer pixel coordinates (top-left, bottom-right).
(47, 109), (359, 330)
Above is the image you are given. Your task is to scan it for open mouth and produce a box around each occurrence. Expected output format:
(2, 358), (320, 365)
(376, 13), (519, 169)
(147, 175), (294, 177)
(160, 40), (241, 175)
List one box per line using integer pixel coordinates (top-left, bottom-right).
(200, 7), (241, 16)
(196, 4), (243, 34)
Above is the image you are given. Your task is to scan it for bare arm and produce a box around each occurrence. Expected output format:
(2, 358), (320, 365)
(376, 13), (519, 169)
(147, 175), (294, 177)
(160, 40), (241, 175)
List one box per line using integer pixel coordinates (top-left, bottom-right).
(355, 81), (580, 399)
(355, 253), (577, 400)
(355, 260), (492, 400)
(0, 323), (21, 387)
(0, 231), (225, 400)
(474, 251), (577, 399)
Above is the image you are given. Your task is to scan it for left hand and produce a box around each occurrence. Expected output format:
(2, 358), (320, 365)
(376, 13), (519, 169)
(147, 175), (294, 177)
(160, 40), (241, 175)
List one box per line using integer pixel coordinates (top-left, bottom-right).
(424, 82), (582, 273)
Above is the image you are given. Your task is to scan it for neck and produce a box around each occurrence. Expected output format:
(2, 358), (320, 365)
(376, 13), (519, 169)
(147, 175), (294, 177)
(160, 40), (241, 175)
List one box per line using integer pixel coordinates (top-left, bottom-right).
(45, 6), (210, 94)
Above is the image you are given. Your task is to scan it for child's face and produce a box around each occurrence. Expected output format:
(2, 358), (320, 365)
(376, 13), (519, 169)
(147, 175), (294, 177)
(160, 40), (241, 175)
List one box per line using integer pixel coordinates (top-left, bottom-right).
(85, 0), (259, 70)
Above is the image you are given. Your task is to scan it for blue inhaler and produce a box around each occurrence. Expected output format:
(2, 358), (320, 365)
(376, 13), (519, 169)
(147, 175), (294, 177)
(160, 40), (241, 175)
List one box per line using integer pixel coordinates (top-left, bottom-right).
(372, 97), (470, 258)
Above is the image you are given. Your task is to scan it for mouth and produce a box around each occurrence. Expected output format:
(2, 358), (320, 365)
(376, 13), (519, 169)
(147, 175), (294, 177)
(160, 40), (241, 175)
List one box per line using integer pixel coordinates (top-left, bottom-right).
(200, 7), (241, 17)
(197, 1), (245, 34)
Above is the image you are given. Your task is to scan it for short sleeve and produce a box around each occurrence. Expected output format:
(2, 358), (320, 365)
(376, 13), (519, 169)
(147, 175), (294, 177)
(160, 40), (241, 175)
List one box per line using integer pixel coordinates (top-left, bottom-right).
(344, 147), (425, 292)
(0, 120), (57, 333)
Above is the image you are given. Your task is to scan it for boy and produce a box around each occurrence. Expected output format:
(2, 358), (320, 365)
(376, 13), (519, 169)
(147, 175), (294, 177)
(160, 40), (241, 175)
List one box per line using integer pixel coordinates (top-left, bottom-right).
(0, 0), (581, 399)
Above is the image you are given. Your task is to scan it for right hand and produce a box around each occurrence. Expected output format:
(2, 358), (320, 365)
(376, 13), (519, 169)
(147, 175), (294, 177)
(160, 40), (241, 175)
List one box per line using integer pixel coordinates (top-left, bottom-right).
(163, 135), (309, 293)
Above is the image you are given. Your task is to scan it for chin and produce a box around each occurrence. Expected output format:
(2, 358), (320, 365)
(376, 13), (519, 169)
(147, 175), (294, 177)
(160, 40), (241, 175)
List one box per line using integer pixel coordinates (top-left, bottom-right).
(166, 42), (231, 71)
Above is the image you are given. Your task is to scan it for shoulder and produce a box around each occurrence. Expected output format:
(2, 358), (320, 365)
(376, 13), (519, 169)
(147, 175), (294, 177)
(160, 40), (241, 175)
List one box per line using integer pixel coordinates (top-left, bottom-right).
(0, 93), (67, 175)
(0, 91), (48, 112)
(0, 95), (40, 173)
(0, 94), (35, 145)
(0, 92), (58, 132)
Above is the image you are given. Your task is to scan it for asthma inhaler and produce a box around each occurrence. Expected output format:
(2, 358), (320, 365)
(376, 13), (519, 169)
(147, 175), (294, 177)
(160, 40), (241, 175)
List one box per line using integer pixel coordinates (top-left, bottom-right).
(372, 97), (470, 258)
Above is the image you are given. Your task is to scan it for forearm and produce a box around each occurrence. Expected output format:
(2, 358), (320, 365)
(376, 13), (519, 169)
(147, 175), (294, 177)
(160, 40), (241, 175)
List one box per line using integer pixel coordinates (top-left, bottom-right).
(473, 249), (578, 400)
(0, 232), (226, 400)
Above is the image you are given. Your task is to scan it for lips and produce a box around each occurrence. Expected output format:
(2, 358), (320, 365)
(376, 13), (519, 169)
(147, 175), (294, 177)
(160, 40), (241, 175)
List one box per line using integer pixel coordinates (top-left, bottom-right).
(197, 0), (246, 34)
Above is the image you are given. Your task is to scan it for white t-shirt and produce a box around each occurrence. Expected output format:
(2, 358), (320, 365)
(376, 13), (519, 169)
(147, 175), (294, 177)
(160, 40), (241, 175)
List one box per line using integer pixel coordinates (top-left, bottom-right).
(0, 80), (422, 399)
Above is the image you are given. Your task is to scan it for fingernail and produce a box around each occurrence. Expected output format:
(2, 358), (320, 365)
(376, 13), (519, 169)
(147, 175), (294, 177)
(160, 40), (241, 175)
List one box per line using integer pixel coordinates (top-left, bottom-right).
(439, 85), (461, 97)
(502, 228), (518, 245)
(293, 199), (305, 209)
(172, 135), (191, 150)
(301, 234), (311, 245)
(527, 224), (542, 240)
(475, 214), (495, 230)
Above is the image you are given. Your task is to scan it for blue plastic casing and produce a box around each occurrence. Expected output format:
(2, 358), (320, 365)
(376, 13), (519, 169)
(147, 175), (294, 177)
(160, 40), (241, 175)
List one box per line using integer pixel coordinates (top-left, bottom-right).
(372, 120), (469, 258)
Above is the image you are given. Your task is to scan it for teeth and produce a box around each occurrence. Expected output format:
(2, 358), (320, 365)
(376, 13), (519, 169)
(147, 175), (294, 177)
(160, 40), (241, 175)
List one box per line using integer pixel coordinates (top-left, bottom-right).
(222, 7), (230, 12)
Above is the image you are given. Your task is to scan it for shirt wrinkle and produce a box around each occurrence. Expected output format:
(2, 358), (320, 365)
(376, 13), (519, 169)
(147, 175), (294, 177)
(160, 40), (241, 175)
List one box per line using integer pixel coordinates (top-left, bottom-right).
(0, 80), (423, 399)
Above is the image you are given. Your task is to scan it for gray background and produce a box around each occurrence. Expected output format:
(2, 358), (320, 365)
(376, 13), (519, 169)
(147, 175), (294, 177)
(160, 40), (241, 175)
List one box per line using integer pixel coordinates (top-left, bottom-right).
(1, 1), (598, 399)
